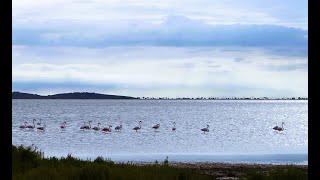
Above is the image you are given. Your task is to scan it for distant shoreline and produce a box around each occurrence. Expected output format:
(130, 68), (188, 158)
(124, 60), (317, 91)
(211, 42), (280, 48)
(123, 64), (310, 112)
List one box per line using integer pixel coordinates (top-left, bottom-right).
(12, 91), (307, 100)
(12, 98), (308, 100)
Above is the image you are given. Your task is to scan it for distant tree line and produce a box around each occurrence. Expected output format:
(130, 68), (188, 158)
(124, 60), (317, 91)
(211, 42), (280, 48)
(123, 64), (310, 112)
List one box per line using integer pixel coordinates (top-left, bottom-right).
(140, 96), (308, 100)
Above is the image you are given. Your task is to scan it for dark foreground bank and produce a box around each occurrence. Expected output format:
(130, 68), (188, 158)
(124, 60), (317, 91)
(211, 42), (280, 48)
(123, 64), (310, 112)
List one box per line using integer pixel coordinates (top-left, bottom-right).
(12, 145), (307, 180)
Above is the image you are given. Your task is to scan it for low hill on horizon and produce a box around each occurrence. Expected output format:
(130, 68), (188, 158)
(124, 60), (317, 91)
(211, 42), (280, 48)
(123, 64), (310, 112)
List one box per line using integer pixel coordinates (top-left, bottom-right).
(12, 92), (45, 99)
(12, 92), (138, 99)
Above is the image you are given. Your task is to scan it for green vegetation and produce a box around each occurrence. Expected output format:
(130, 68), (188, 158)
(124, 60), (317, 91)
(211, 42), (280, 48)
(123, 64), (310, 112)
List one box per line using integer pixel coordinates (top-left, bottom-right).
(13, 145), (212, 180)
(13, 145), (307, 180)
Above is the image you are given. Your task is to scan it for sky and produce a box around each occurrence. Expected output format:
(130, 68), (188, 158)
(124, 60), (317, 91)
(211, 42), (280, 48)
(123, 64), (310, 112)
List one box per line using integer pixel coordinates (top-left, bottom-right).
(12, 0), (308, 98)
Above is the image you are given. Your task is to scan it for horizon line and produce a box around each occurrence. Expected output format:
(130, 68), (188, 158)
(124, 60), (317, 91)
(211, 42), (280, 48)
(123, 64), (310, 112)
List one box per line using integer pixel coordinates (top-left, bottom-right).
(12, 91), (308, 99)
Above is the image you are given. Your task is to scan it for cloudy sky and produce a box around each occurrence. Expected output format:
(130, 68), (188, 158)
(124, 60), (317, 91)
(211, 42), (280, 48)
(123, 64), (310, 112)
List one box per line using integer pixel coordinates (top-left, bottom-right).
(12, 0), (308, 98)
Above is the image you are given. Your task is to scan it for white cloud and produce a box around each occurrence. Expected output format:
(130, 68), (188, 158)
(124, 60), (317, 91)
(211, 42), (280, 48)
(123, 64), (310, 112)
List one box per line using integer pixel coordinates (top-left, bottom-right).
(11, 1), (308, 97)
(12, 46), (307, 97)
(13, 0), (307, 30)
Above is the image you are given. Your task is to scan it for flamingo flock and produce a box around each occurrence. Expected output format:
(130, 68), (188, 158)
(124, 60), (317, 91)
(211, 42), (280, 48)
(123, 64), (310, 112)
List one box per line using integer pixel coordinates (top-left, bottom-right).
(18, 118), (66, 131)
(18, 119), (178, 133)
(18, 118), (286, 133)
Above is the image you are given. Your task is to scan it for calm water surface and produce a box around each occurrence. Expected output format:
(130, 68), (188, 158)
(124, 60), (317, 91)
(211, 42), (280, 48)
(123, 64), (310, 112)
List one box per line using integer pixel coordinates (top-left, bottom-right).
(12, 100), (308, 164)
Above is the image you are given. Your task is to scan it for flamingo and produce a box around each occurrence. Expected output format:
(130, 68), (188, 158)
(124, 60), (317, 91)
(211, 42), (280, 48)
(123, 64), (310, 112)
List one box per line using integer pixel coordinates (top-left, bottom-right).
(92, 123), (101, 131)
(115, 124), (122, 131)
(133, 121), (142, 132)
(19, 121), (28, 129)
(26, 119), (36, 129)
(37, 118), (42, 125)
(86, 121), (92, 129)
(152, 124), (160, 130)
(80, 121), (87, 130)
(102, 125), (112, 132)
(273, 122), (285, 131)
(172, 122), (176, 131)
(81, 121), (92, 130)
(201, 125), (209, 133)
(37, 123), (46, 131)
(60, 121), (67, 129)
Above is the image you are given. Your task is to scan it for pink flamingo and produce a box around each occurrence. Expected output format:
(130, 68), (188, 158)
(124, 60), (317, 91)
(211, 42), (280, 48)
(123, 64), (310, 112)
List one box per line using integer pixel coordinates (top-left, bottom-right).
(60, 121), (67, 129)
(133, 121), (142, 132)
(201, 125), (209, 133)
(273, 122), (285, 131)
(37, 123), (46, 131)
(115, 121), (122, 131)
(152, 124), (160, 130)
(172, 122), (176, 131)
(102, 125), (112, 132)
(84, 121), (92, 129)
(115, 125), (122, 131)
(80, 121), (87, 130)
(26, 119), (36, 129)
(37, 118), (42, 125)
(19, 121), (28, 129)
(92, 123), (101, 131)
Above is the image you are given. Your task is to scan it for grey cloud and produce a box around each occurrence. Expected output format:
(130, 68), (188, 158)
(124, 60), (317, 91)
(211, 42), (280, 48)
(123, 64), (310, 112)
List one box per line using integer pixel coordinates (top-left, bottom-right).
(13, 15), (307, 49)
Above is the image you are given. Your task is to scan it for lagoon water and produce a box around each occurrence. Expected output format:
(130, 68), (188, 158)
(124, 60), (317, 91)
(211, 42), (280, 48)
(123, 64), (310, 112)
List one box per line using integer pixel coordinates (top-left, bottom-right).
(12, 100), (308, 165)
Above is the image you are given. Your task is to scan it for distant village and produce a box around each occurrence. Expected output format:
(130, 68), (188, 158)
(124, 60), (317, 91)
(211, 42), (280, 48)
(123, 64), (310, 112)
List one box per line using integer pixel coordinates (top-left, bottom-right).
(139, 96), (308, 100)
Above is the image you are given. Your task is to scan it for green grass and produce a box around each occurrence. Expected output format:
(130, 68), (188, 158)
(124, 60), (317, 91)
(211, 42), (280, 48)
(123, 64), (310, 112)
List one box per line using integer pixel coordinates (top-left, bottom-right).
(12, 145), (307, 180)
